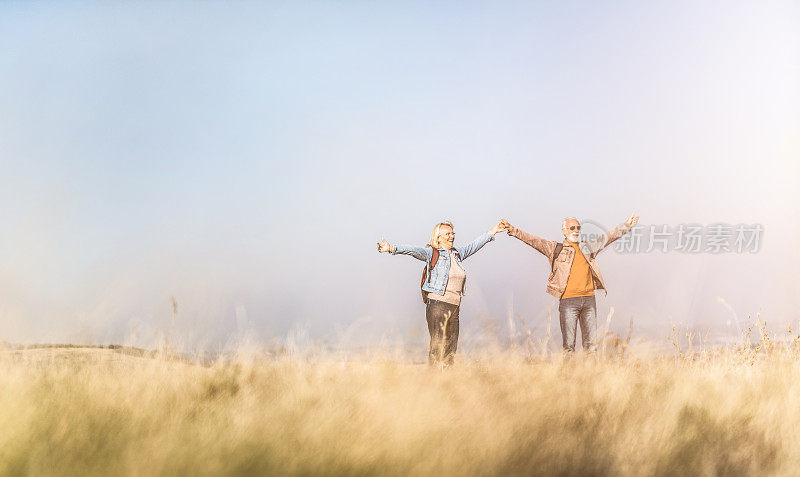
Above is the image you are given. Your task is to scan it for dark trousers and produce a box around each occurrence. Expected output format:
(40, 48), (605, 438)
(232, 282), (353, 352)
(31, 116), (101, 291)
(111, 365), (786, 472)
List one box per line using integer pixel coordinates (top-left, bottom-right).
(425, 299), (460, 366)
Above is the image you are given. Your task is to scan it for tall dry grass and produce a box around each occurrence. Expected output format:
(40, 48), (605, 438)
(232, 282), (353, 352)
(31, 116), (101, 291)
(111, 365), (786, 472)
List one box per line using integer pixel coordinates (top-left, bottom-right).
(1, 318), (799, 476)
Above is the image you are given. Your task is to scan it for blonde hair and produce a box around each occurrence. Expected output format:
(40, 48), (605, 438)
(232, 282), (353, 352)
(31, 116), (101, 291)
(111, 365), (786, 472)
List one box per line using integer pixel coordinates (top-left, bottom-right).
(427, 221), (454, 248)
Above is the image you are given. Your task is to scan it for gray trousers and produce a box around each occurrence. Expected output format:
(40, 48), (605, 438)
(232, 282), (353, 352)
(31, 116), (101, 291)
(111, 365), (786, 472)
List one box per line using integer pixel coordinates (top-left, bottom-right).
(558, 296), (597, 353)
(425, 299), (460, 366)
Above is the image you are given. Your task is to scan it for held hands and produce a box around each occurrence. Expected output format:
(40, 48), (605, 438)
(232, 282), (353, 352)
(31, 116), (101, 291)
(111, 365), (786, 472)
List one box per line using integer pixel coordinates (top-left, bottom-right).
(377, 238), (393, 253)
(625, 213), (640, 228)
(490, 219), (510, 235)
(380, 219), (513, 252)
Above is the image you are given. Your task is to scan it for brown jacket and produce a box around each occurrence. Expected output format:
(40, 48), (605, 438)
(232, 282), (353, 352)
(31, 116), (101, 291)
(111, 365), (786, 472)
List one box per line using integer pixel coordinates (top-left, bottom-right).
(507, 223), (631, 299)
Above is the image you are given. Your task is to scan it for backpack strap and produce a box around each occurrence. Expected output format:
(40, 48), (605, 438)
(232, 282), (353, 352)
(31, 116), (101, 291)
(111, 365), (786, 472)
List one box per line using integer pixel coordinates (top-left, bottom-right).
(550, 242), (564, 272)
(428, 248), (440, 280)
(421, 248), (440, 304)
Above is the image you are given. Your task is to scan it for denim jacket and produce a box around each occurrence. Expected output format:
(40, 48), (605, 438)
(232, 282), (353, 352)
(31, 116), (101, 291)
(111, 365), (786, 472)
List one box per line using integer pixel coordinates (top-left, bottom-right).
(391, 231), (496, 296)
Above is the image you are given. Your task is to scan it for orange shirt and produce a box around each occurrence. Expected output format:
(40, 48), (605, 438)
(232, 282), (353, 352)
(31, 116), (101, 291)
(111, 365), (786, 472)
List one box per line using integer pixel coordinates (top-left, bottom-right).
(561, 241), (596, 299)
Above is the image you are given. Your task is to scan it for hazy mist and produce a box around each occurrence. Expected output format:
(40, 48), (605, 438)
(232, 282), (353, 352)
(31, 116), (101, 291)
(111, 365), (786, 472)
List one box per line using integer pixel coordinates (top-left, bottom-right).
(1, 1), (797, 351)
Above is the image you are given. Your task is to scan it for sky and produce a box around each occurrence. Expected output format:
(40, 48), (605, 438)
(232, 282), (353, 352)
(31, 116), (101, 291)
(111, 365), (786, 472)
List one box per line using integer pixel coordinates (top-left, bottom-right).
(0, 0), (797, 351)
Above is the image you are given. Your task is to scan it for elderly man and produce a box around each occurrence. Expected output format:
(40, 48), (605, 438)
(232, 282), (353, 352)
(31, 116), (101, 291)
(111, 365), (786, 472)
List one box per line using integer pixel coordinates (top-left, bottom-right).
(500, 214), (639, 353)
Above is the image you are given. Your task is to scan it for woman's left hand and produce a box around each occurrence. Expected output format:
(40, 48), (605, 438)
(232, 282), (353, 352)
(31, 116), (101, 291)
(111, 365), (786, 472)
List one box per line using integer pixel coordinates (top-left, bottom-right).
(489, 220), (507, 235)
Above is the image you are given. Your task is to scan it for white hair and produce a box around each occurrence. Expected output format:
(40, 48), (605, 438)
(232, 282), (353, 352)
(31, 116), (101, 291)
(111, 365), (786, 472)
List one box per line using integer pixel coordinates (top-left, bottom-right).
(561, 217), (579, 230)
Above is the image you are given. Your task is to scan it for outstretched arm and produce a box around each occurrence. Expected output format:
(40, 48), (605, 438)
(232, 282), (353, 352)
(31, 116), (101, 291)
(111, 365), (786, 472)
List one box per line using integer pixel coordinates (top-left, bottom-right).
(500, 219), (557, 259)
(377, 238), (430, 262)
(455, 220), (505, 260)
(587, 213), (640, 255)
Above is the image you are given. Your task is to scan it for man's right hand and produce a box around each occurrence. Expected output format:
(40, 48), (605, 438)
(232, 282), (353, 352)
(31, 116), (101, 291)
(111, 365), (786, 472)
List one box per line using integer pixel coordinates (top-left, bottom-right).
(499, 219), (513, 232)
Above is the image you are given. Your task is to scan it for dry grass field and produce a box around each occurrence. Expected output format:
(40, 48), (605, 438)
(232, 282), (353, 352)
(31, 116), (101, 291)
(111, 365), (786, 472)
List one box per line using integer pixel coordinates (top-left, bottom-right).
(1, 321), (798, 476)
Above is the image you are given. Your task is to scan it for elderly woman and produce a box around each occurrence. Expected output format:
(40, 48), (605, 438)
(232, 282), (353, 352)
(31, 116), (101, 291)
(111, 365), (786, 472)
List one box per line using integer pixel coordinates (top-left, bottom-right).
(377, 220), (506, 366)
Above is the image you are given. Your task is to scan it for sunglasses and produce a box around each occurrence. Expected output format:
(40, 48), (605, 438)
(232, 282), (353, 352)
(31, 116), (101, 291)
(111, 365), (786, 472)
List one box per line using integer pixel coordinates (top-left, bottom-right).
(567, 225), (581, 231)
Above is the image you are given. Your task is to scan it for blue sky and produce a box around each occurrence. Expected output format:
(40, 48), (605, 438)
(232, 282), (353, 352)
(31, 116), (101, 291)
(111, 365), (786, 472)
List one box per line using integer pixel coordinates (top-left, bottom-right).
(0, 1), (797, 349)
